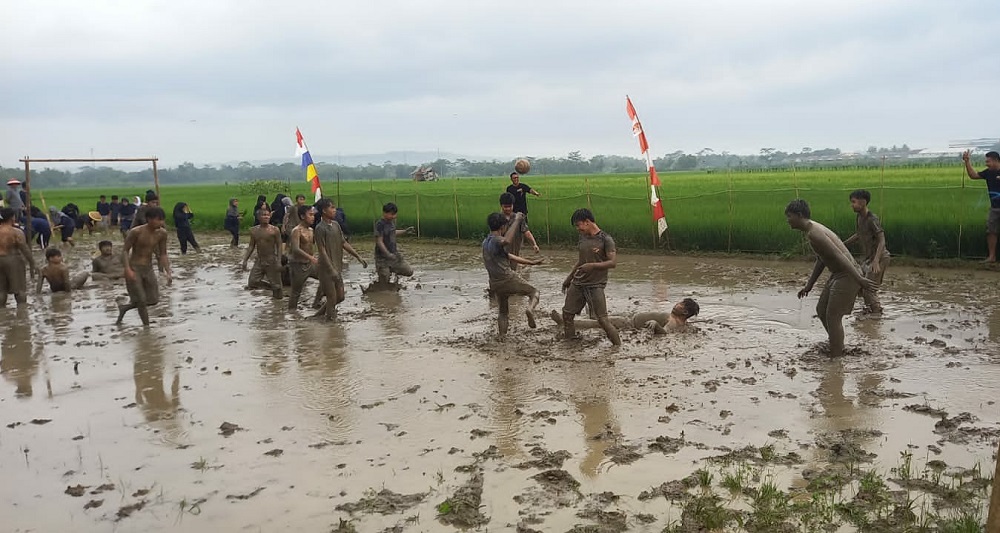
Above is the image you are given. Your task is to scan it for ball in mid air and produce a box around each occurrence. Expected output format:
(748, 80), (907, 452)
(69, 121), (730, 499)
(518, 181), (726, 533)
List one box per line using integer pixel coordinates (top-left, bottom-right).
(514, 158), (531, 175)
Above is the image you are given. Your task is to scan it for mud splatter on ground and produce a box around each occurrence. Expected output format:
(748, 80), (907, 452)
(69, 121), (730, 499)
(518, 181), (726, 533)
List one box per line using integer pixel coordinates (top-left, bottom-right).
(2, 235), (998, 531)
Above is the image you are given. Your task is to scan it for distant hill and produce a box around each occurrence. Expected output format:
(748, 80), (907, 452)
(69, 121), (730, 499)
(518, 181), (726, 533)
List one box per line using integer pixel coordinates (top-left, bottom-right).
(220, 151), (503, 168)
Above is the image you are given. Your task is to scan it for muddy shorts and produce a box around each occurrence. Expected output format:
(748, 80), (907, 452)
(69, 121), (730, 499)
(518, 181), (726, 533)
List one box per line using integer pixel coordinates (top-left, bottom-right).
(126, 264), (159, 306)
(288, 261), (318, 308)
(248, 259), (283, 290)
(376, 254), (414, 280)
(563, 283), (608, 319)
(489, 273), (536, 299)
(987, 208), (1000, 234)
(0, 254), (27, 300)
(816, 274), (860, 318)
(318, 267), (344, 299)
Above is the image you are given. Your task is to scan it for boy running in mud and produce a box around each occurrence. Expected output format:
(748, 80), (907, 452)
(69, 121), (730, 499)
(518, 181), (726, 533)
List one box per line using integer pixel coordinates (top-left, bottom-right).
(0, 207), (38, 307)
(499, 192), (540, 269)
(373, 202), (415, 285)
(786, 199), (877, 357)
(36, 248), (89, 293)
(242, 209), (283, 299)
(842, 190), (890, 315)
(483, 211), (544, 338)
(314, 198), (367, 320)
(92, 240), (124, 280)
(118, 207), (172, 326)
(560, 208), (621, 346)
(287, 205), (319, 311)
(550, 298), (699, 334)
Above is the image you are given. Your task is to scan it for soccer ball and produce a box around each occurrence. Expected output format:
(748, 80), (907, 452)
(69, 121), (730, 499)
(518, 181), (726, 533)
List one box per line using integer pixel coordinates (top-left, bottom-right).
(514, 158), (530, 175)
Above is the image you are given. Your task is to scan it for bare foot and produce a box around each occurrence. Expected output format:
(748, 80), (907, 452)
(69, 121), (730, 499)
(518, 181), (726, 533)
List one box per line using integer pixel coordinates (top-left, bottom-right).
(525, 309), (536, 329)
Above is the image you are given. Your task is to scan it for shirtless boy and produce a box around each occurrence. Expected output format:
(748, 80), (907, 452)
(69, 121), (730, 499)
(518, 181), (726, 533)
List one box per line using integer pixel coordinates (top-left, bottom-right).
(36, 248), (89, 293)
(242, 209), (283, 299)
(0, 207), (38, 307)
(786, 199), (877, 357)
(92, 240), (125, 280)
(118, 207), (172, 326)
(551, 298), (699, 334)
(314, 198), (367, 320)
(287, 205), (320, 310)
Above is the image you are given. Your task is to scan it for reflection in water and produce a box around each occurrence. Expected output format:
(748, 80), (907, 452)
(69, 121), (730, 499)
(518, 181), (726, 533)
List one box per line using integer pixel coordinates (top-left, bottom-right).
(364, 289), (405, 338)
(49, 293), (74, 334)
(488, 358), (529, 459)
(572, 362), (618, 479)
(253, 304), (292, 376)
(1, 309), (37, 397)
(294, 321), (354, 438)
(852, 315), (885, 342)
(133, 330), (183, 442)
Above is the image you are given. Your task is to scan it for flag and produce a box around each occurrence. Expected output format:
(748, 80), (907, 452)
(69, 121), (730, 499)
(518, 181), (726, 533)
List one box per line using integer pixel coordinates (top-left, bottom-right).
(295, 127), (322, 202)
(626, 96), (667, 236)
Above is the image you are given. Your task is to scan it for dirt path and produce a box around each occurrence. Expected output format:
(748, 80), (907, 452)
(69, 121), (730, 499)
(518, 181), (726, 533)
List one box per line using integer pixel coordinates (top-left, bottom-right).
(2, 235), (998, 531)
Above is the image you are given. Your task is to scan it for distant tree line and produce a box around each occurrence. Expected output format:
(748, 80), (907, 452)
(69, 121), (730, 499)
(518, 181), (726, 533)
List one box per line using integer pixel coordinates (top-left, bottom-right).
(2, 142), (996, 188)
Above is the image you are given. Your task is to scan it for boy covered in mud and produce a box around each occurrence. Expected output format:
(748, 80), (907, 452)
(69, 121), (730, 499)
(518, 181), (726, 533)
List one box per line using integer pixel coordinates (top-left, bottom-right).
(560, 208), (621, 346)
(36, 248), (89, 293)
(483, 211), (544, 338)
(118, 207), (172, 326)
(786, 199), (877, 357)
(287, 205), (320, 311)
(0, 207), (38, 307)
(373, 202), (415, 285)
(550, 298), (700, 334)
(92, 240), (124, 281)
(842, 189), (890, 315)
(314, 198), (367, 320)
(499, 192), (540, 269)
(242, 209), (283, 299)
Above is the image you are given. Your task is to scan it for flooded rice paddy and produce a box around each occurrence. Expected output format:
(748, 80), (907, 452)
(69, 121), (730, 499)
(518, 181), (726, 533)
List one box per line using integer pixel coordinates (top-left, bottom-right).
(2, 235), (999, 532)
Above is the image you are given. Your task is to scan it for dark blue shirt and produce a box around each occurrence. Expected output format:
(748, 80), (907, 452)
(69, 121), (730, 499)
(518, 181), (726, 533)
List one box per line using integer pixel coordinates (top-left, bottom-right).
(97, 201), (111, 216)
(30, 216), (51, 237)
(980, 168), (1000, 209)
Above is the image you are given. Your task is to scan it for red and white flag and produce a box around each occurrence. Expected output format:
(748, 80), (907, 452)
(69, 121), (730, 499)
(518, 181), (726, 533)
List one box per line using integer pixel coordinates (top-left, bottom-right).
(626, 96), (667, 236)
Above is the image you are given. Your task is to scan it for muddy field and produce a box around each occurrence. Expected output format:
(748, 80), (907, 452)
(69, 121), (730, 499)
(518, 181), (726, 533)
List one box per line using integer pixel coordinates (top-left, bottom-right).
(2, 233), (999, 532)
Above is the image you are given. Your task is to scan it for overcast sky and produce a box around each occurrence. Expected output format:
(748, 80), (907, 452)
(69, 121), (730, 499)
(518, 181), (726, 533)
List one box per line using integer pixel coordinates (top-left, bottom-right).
(1, 0), (996, 168)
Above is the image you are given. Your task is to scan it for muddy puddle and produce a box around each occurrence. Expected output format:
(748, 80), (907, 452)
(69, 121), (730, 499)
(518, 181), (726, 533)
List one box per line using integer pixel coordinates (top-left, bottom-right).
(2, 233), (999, 532)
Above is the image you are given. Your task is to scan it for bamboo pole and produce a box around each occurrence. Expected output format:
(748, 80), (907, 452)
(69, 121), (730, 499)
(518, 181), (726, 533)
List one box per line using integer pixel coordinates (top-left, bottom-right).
(727, 167), (734, 253)
(452, 177), (461, 239)
(414, 176), (421, 238)
(958, 165), (965, 258)
(644, 174), (655, 247)
(152, 158), (160, 201)
(23, 158), (33, 244)
(543, 164), (550, 246)
(585, 175), (592, 211)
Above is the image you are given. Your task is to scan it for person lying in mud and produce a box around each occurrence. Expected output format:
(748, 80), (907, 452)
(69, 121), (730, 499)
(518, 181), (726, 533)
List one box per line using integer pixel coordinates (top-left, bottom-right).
(118, 207), (172, 326)
(0, 207), (38, 307)
(482, 211), (544, 338)
(242, 209), (283, 299)
(287, 205), (320, 311)
(314, 198), (367, 320)
(786, 199), (877, 358)
(91, 240), (124, 281)
(549, 298), (700, 334)
(36, 248), (89, 294)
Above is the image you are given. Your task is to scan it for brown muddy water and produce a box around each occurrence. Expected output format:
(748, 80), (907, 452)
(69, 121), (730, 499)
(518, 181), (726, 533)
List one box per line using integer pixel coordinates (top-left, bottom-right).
(2, 234), (999, 532)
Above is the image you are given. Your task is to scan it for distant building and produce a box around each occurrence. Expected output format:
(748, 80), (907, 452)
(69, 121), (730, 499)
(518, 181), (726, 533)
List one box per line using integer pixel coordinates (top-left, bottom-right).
(410, 165), (438, 181)
(948, 138), (999, 150)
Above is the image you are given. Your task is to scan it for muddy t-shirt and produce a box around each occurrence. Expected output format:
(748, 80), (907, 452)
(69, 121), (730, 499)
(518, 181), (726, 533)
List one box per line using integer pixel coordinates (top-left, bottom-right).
(856, 212), (890, 262)
(374, 218), (397, 258)
(482, 234), (513, 282)
(502, 212), (528, 250)
(315, 219), (344, 275)
(572, 231), (616, 287)
(980, 168), (1000, 209)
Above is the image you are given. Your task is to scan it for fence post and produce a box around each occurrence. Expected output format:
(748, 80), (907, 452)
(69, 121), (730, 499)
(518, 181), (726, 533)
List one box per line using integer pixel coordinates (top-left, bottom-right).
(543, 167), (550, 246)
(958, 165), (965, 258)
(727, 167), (734, 253)
(585, 176), (592, 211)
(644, 173), (655, 247)
(414, 176), (421, 238)
(452, 178), (461, 239)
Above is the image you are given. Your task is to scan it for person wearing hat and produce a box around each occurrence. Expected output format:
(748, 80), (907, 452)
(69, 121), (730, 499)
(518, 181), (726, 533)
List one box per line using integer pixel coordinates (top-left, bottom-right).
(4, 180), (25, 224)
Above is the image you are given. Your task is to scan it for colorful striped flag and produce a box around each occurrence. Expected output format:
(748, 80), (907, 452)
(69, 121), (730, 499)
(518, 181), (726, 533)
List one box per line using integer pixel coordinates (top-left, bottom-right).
(626, 96), (667, 236)
(295, 127), (322, 202)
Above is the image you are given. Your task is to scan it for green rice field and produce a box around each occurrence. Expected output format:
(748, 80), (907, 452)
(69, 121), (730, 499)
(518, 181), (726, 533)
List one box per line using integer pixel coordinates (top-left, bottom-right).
(27, 165), (992, 259)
